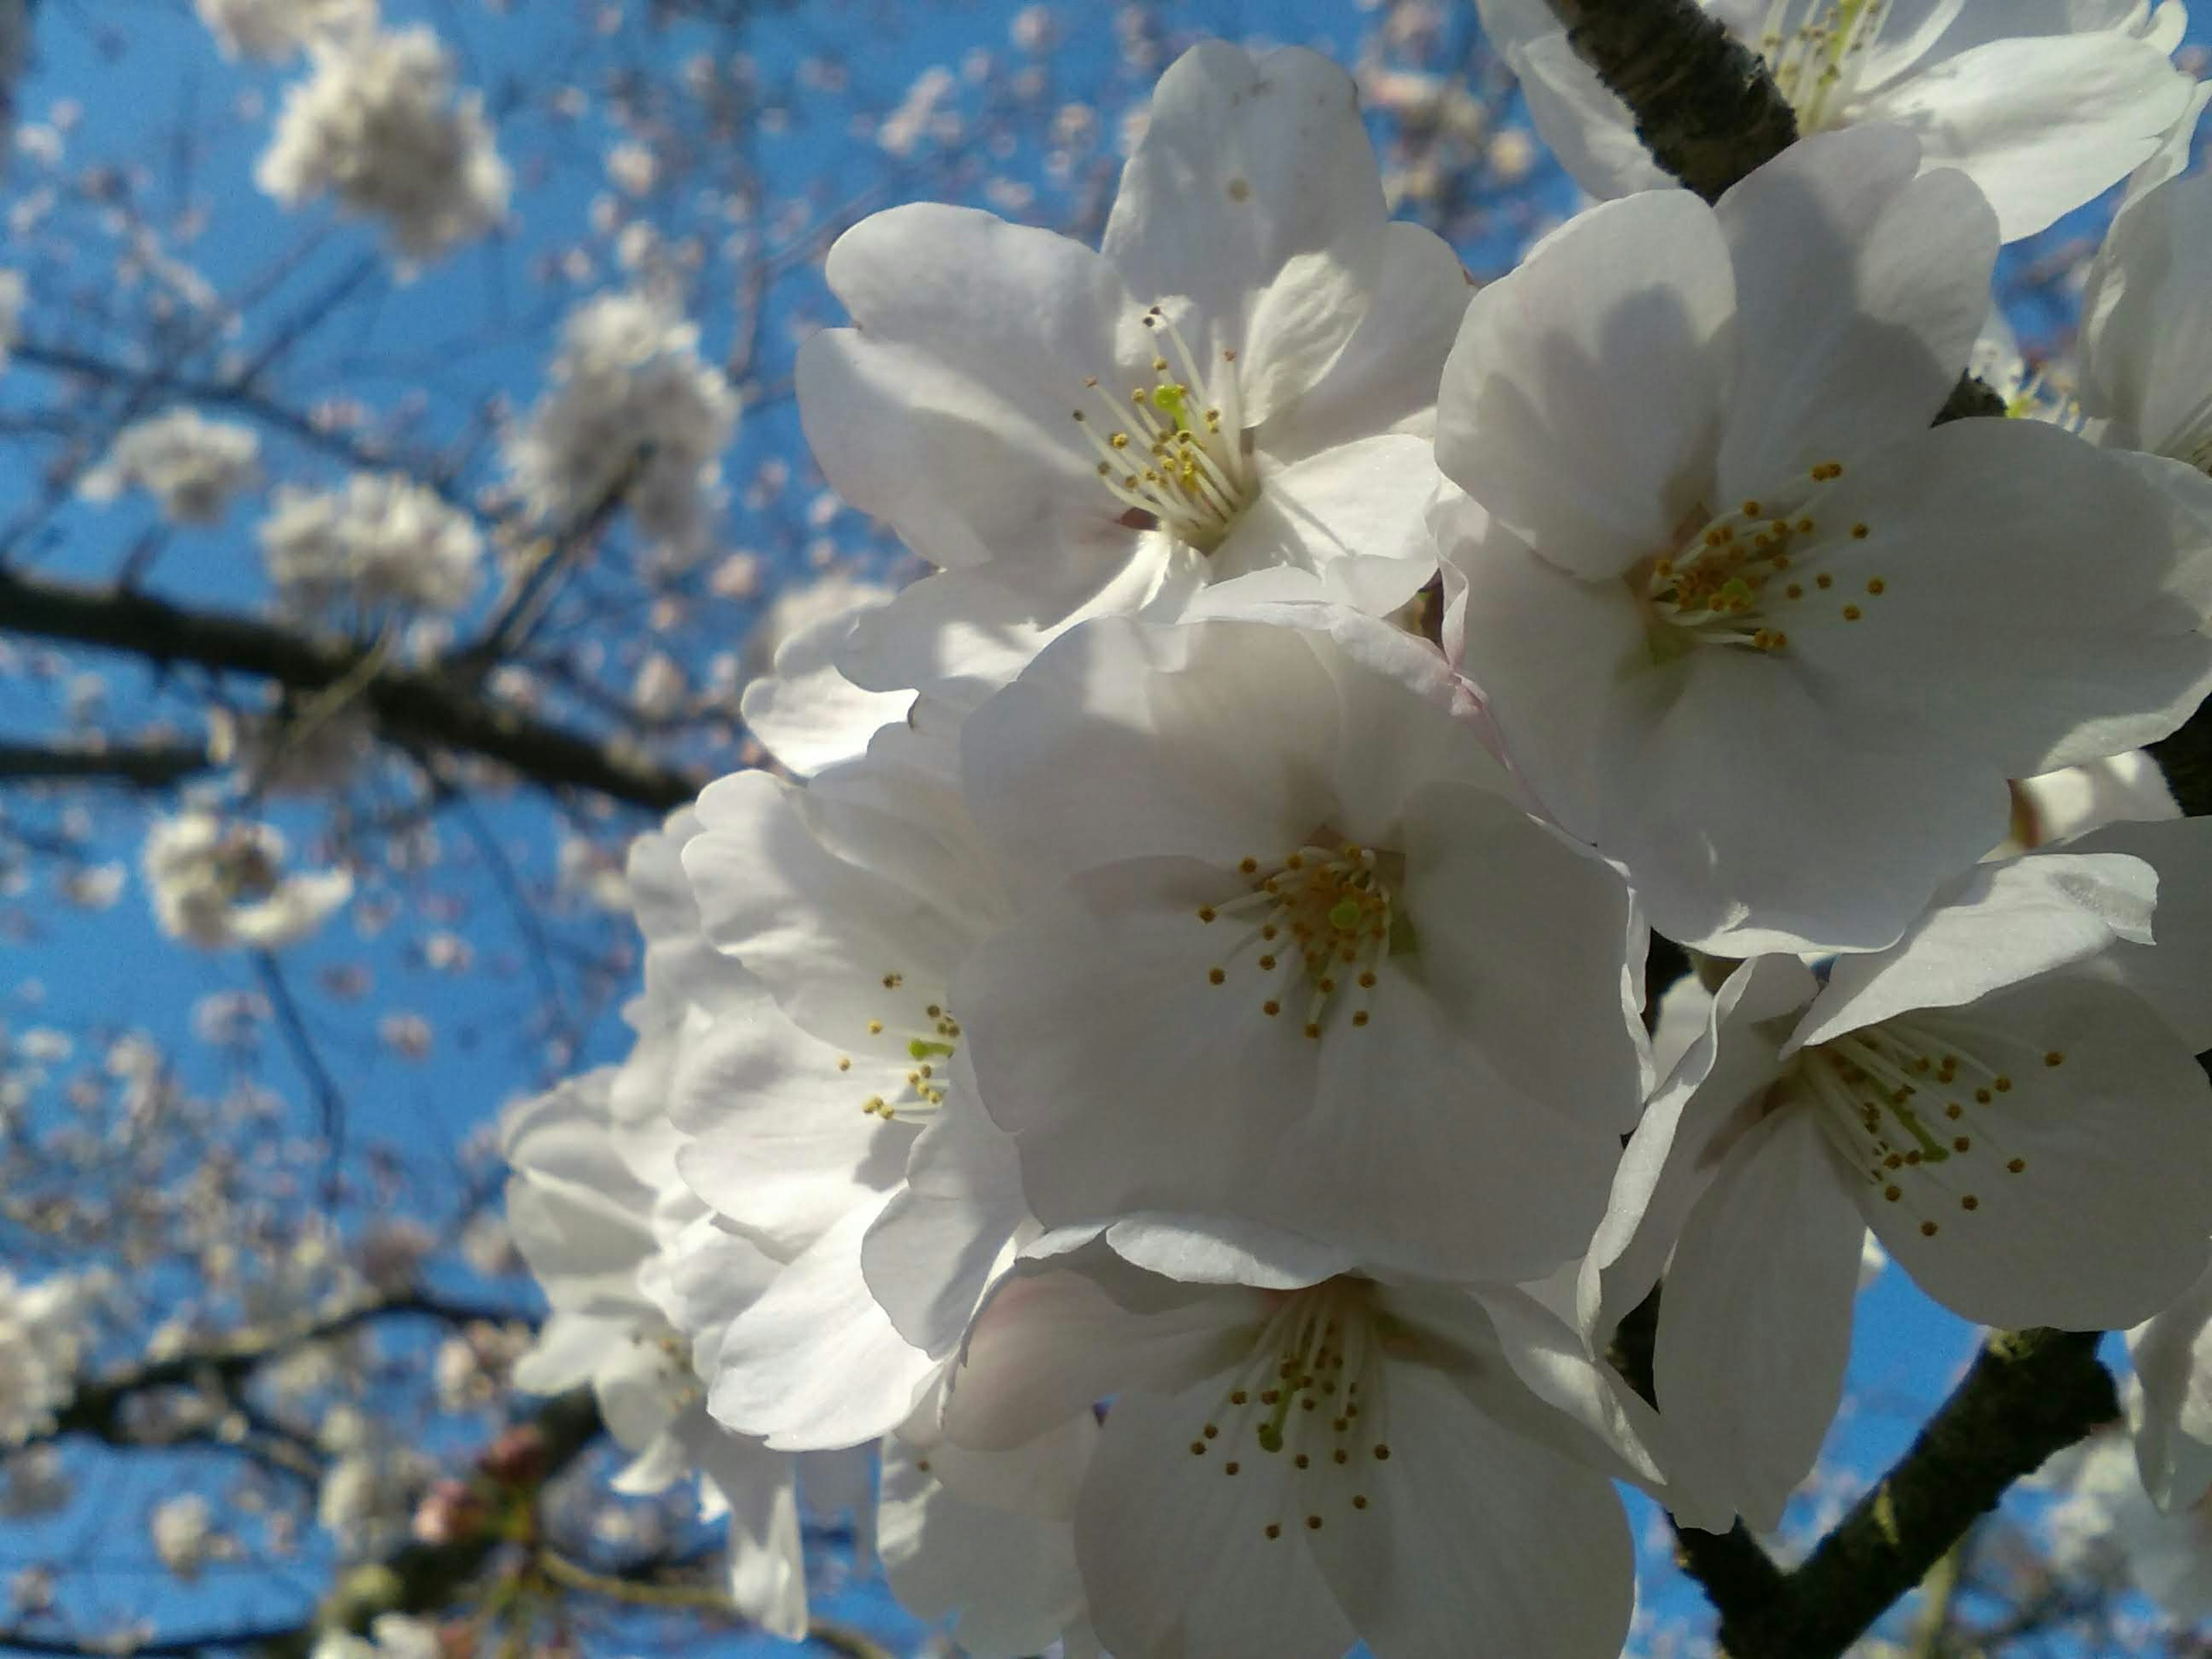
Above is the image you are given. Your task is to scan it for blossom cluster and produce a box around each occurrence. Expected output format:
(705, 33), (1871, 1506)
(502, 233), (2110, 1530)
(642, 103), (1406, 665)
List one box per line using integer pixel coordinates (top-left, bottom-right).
(259, 471), (484, 619)
(501, 25), (2212, 1658)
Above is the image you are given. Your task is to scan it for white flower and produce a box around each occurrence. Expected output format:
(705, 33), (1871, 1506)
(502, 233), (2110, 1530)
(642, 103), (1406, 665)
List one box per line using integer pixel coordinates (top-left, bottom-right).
(505, 290), (738, 556)
(502, 1051), (819, 1641)
(0, 1271), (104, 1446)
(1435, 127), (2212, 954)
(2005, 750), (2179, 853)
(256, 24), (509, 262)
(79, 410), (260, 524)
(317, 1434), (434, 1557)
(940, 1249), (1635, 1659)
(801, 41), (1474, 707)
(260, 473), (483, 617)
(195, 0), (373, 62)
(1594, 823), (2212, 1531)
(151, 1494), (217, 1579)
(1478, 0), (2202, 240)
(676, 728), (1027, 1451)
(950, 612), (1646, 1283)
(142, 812), (352, 950)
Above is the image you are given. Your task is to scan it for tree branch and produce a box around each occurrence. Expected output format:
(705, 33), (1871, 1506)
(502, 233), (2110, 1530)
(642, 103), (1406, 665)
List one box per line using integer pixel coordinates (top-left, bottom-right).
(1706, 1330), (2118, 1658)
(0, 565), (704, 810)
(0, 738), (214, 789)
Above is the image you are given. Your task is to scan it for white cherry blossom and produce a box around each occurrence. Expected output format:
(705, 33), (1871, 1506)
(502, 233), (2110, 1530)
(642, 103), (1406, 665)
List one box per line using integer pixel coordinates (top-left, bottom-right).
(142, 812), (351, 950)
(506, 290), (738, 557)
(1593, 827), (2212, 1531)
(80, 410), (259, 525)
(952, 611), (1646, 1284)
(195, 0), (373, 62)
(256, 22), (509, 262)
(2048, 1427), (2212, 1623)
(1478, 0), (2202, 240)
(941, 1246), (1636, 1659)
(800, 41), (1474, 707)
(1436, 127), (2212, 953)
(260, 472), (483, 618)
(0, 1270), (108, 1445)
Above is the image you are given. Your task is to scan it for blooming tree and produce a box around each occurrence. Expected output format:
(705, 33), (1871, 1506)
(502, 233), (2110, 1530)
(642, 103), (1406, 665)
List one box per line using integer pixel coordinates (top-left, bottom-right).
(7, 0), (2212, 1656)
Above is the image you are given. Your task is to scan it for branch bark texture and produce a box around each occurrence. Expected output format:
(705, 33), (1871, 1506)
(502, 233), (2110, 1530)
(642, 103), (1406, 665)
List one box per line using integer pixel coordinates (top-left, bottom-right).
(0, 566), (705, 810)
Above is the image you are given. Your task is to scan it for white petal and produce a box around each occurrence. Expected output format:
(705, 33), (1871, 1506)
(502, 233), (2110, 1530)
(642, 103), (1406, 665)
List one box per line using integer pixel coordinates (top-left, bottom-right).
(879, 1435), (1090, 1659)
(1400, 777), (1646, 1132)
(1074, 1370), (1364, 1659)
(1861, 973), (2212, 1332)
(2128, 1260), (2212, 1512)
(739, 600), (913, 780)
(1308, 1361), (1634, 1659)
(1436, 189), (1733, 581)
(2071, 817), (2212, 1050)
(669, 988), (914, 1258)
(861, 1069), (1027, 1357)
(1793, 850), (2160, 1050)
(2081, 167), (2212, 457)
(688, 1423), (809, 1641)
(1580, 955), (1819, 1339)
(1789, 419), (2212, 777)
(944, 1263), (1262, 1452)
(707, 1196), (941, 1450)
(798, 203), (1145, 572)
(1258, 222), (1474, 456)
(1860, 31), (2199, 240)
(1654, 1107), (1868, 1533)
(1713, 127), (1995, 501)
(1209, 434), (1441, 614)
(1476, 0), (1669, 199)
(1104, 44), (1388, 426)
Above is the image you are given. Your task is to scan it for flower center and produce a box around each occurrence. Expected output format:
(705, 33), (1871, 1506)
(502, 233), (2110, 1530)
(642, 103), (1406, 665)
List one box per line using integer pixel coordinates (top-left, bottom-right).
(213, 835), (283, 902)
(841, 969), (960, 1122)
(1793, 1016), (2048, 1238)
(1070, 305), (1254, 554)
(1183, 1280), (1400, 1540)
(1196, 842), (1408, 1039)
(1753, 0), (1893, 130)
(1635, 460), (1884, 660)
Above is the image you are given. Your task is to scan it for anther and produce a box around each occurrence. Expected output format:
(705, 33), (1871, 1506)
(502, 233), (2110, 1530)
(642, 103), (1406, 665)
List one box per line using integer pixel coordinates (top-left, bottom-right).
(1209, 968), (1226, 985)
(1921, 1221), (1938, 1237)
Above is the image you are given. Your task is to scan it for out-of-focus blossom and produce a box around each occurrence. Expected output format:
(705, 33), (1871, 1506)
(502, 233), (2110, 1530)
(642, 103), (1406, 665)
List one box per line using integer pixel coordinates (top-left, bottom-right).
(257, 24), (509, 262)
(194, 0), (373, 61)
(260, 473), (484, 617)
(142, 811), (353, 950)
(151, 1493), (219, 1580)
(79, 410), (260, 524)
(505, 289), (738, 557)
(0, 1272), (107, 1445)
(0, 269), (20, 365)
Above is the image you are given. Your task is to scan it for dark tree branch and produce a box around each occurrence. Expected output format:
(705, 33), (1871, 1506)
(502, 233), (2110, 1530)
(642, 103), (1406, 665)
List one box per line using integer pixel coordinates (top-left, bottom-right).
(0, 738), (214, 789)
(0, 565), (706, 810)
(1543, 0), (1798, 202)
(1707, 1329), (2118, 1658)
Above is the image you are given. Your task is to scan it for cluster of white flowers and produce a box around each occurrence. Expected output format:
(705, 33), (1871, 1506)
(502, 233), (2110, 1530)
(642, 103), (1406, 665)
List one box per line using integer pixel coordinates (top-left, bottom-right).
(195, 0), (372, 62)
(504, 289), (740, 558)
(79, 409), (260, 524)
(142, 810), (352, 950)
(502, 30), (2212, 1658)
(256, 23), (509, 263)
(0, 1270), (108, 1446)
(310, 1613), (441, 1659)
(260, 472), (483, 618)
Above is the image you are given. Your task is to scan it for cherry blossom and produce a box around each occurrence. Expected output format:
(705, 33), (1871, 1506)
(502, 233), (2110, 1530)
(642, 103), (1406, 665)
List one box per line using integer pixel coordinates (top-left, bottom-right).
(800, 40), (1474, 706)
(260, 472), (483, 618)
(953, 611), (1646, 1283)
(1595, 825), (2212, 1530)
(941, 1246), (1637, 1659)
(141, 811), (352, 950)
(79, 409), (259, 525)
(1437, 127), (2212, 953)
(256, 22), (509, 262)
